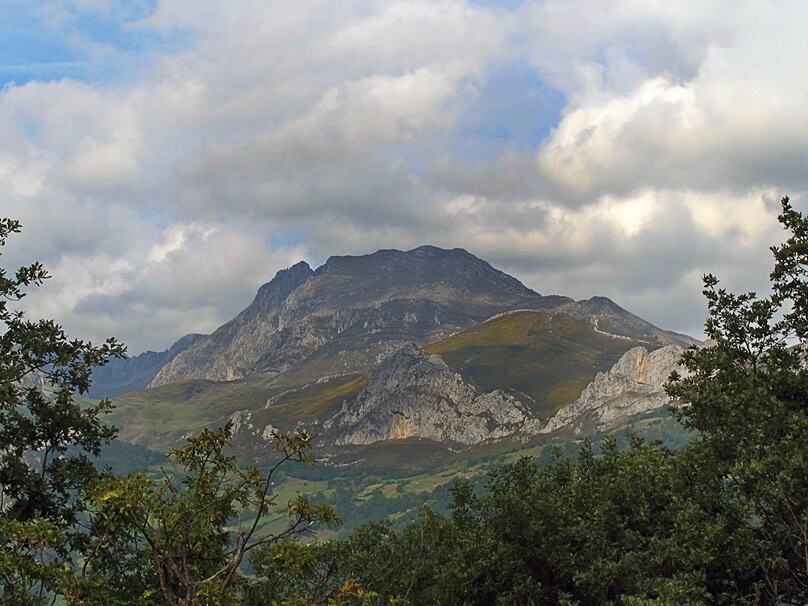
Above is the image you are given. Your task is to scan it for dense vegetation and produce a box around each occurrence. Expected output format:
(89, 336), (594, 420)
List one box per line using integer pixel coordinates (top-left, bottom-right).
(2, 198), (808, 604)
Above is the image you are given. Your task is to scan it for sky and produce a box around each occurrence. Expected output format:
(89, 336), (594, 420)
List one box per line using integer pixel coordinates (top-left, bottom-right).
(1, 0), (806, 354)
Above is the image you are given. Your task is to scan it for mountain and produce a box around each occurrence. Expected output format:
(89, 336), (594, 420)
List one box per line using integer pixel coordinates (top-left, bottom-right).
(88, 333), (207, 398)
(94, 246), (704, 539)
(150, 246), (692, 388)
(102, 245), (699, 459)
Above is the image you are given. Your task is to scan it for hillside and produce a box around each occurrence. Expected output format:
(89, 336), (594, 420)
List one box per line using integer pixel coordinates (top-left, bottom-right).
(109, 313), (689, 456)
(425, 310), (660, 420)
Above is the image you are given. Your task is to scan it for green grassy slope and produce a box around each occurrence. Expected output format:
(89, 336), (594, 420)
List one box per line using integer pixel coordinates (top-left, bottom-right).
(426, 310), (655, 420)
(109, 373), (365, 451)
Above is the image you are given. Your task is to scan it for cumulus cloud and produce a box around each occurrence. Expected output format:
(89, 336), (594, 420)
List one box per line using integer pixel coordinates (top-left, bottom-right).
(0, 0), (805, 353)
(533, 1), (808, 202)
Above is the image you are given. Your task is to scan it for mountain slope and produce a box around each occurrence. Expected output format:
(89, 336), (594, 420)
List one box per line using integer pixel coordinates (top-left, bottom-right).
(150, 261), (314, 385)
(426, 310), (680, 420)
(102, 245), (701, 461)
(88, 333), (207, 398)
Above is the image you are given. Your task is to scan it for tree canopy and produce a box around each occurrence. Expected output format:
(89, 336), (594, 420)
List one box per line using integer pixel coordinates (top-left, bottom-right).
(0, 218), (125, 604)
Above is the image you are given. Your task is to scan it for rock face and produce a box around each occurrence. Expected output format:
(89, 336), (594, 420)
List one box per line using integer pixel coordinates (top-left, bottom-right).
(18, 369), (54, 398)
(541, 345), (685, 434)
(150, 261), (314, 386)
(150, 245), (695, 388)
(328, 343), (542, 445)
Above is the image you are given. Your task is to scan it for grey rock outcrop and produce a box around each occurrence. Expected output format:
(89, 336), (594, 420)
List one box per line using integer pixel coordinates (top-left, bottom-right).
(329, 343), (542, 445)
(18, 369), (54, 398)
(541, 345), (685, 434)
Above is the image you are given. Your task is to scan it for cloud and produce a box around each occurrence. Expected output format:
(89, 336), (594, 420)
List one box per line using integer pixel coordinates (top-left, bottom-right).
(532, 1), (808, 202)
(1, 0), (806, 355)
(21, 216), (309, 353)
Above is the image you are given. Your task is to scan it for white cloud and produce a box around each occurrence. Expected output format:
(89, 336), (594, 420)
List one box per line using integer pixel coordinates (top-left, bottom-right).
(2, 0), (807, 354)
(533, 1), (808, 201)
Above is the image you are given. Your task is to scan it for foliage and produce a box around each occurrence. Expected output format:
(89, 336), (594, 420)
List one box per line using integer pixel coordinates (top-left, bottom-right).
(247, 438), (747, 605)
(0, 518), (68, 606)
(80, 423), (338, 606)
(437, 436), (761, 606)
(667, 196), (808, 603)
(0, 218), (125, 602)
(246, 508), (456, 606)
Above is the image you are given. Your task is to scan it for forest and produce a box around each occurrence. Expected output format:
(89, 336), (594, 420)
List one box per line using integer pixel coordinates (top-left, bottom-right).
(2, 198), (807, 605)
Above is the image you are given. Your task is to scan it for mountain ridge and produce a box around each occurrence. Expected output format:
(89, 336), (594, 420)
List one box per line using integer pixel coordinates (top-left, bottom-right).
(89, 333), (207, 398)
(150, 246), (563, 387)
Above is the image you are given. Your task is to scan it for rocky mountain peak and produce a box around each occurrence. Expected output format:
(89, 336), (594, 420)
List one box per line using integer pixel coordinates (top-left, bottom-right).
(254, 261), (313, 307)
(314, 246), (537, 301)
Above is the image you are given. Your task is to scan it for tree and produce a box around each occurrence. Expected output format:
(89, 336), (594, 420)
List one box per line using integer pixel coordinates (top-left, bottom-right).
(261, 437), (752, 606)
(667, 196), (808, 603)
(441, 437), (757, 606)
(246, 507), (457, 606)
(81, 423), (339, 606)
(0, 218), (125, 603)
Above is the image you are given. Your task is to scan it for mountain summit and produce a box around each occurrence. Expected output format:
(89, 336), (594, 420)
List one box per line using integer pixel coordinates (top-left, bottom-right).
(149, 246), (551, 386)
(149, 246), (691, 388)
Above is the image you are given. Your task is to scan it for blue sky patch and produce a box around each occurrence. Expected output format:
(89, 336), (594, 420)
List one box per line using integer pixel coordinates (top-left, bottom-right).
(0, 0), (185, 87)
(448, 61), (565, 162)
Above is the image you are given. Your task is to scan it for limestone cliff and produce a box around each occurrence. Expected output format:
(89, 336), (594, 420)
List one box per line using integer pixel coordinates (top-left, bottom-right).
(328, 343), (542, 445)
(541, 345), (685, 434)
